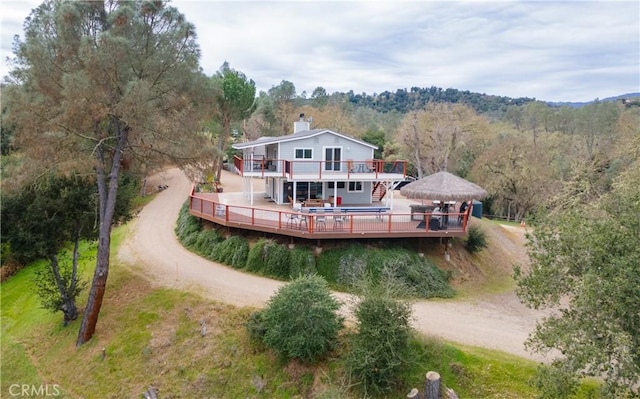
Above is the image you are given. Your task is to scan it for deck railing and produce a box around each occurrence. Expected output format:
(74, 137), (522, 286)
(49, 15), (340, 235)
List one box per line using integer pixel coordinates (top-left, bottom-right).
(189, 185), (471, 239)
(232, 156), (407, 179)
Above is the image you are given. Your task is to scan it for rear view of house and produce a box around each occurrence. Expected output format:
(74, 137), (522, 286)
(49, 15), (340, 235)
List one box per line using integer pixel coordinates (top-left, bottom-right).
(231, 115), (407, 207)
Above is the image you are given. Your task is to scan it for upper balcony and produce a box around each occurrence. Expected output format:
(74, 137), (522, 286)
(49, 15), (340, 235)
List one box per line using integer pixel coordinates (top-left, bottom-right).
(232, 156), (407, 181)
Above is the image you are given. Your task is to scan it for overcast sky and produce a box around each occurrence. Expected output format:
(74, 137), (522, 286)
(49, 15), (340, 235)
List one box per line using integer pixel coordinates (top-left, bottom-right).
(1, 0), (638, 103)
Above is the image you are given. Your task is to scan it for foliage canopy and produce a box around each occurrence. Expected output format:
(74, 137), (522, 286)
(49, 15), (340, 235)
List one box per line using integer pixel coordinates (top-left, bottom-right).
(6, 0), (205, 345)
(515, 162), (640, 396)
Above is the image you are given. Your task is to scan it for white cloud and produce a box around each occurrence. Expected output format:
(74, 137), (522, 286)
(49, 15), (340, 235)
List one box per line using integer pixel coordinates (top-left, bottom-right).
(1, 0), (638, 102)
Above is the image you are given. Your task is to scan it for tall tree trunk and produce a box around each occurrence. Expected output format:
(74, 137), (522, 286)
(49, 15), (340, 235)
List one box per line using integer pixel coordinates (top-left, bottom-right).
(48, 254), (78, 326)
(77, 122), (129, 346)
(411, 116), (424, 178)
(215, 116), (230, 182)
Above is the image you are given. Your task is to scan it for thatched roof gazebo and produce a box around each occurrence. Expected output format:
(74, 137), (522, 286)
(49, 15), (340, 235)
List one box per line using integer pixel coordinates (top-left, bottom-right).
(400, 171), (488, 202)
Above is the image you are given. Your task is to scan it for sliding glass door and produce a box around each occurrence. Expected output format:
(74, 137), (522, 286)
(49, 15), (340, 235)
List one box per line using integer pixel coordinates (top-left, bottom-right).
(324, 147), (342, 171)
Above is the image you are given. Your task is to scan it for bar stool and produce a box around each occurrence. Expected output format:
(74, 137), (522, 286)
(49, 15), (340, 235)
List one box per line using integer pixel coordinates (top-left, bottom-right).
(315, 208), (327, 230)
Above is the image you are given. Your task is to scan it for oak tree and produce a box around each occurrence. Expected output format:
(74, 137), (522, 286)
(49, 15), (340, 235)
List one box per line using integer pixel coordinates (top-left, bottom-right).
(398, 103), (489, 177)
(515, 161), (640, 396)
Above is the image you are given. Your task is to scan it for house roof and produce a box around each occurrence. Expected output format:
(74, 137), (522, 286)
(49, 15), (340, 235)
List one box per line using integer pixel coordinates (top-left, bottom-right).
(232, 129), (378, 150)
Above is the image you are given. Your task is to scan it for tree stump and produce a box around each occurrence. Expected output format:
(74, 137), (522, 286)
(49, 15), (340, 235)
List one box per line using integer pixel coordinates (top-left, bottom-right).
(424, 371), (441, 399)
(143, 386), (158, 399)
(446, 387), (460, 399)
(407, 387), (420, 398)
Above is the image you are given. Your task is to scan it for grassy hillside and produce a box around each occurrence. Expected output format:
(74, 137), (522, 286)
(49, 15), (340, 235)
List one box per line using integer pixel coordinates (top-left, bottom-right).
(1, 224), (600, 398)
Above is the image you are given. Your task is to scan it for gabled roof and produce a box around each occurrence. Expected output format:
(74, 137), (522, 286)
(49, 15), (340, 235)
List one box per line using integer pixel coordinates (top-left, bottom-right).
(232, 129), (378, 150)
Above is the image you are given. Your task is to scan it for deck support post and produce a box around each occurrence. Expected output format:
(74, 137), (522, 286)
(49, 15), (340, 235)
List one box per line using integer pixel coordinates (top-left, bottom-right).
(314, 239), (323, 254)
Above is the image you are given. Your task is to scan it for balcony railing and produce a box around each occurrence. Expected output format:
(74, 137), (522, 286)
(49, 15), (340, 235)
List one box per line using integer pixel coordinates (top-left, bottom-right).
(232, 156), (407, 180)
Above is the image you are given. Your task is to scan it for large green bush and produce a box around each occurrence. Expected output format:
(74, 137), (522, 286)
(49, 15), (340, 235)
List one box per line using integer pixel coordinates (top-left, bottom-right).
(175, 203), (202, 243)
(317, 247), (453, 299)
(289, 246), (316, 278)
(245, 238), (268, 272)
(338, 253), (368, 286)
(194, 229), (223, 251)
(346, 286), (412, 396)
(245, 239), (295, 279)
(263, 242), (291, 279)
(316, 245), (365, 284)
(211, 235), (248, 268)
(391, 253), (455, 299)
(261, 275), (343, 363)
(315, 248), (342, 284)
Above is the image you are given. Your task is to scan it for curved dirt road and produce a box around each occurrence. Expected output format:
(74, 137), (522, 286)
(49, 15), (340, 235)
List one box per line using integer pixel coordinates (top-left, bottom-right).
(119, 168), (550, 362)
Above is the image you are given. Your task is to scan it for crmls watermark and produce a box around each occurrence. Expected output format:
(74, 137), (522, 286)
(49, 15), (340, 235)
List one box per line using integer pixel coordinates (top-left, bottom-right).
(8, 384), (61, 397)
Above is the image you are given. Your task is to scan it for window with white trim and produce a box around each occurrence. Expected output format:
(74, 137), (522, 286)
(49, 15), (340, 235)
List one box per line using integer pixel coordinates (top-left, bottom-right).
(348, 181), (363, 192)
(294, 148), (313, 159)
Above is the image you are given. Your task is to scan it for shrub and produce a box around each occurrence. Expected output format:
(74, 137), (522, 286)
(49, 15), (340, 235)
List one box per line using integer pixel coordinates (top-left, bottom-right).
(398, 255), (455, 298)
(211, 235), (248, 268)
(465, 225), (488, 253)
(245, 310), (268, 342)
(315, 248), (342, 284)
(337, 253), (367, 286)
(263, 242), (291, 279)
(346, 285), (412, 396)
(317, 245), (365, 284)
(246, 239), (289, 277)
(193, 229), (223, 254)
(246, 239), (270, 273)
(531, 362), (578, 399)
(319, 246), (454, 299)
(175, 203), (201, 241)
(289, 246), (316, 278)
(1, 242), (23, 281)
(261, 275), (343, 363)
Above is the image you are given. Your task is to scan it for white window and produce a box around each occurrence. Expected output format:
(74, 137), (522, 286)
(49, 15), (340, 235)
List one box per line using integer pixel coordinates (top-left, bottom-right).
(348, 181), (363, 192)
(294, 148), (313, 159)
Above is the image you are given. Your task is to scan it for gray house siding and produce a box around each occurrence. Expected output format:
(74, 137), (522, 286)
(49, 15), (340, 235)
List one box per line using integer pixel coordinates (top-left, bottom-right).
(278, 132), (374, 174)
(234, 129), (390, 205)
(323, 181), (372, 204)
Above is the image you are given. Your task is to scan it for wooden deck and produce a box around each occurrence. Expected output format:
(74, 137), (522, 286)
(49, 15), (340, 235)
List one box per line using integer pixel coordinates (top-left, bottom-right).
(189, 187), (471, 240)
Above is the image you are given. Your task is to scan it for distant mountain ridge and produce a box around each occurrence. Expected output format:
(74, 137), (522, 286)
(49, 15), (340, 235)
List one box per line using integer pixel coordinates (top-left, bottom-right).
(341, 85), (639, 116)
(546, 92), (640, 108)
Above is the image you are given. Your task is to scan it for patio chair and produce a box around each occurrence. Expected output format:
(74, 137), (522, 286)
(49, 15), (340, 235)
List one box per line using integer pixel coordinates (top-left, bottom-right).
(366, 159), (376, 172)
(299, 208), (309, 229)
(287, 203), (306, 228)
(286, 212), (299, 229)
(332, 208), (345, 230)
(315, 208), (327, 231)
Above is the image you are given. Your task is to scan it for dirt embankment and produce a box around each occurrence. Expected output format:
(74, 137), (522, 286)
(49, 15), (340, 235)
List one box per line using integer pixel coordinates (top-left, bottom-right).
(119, 167), (551, 362)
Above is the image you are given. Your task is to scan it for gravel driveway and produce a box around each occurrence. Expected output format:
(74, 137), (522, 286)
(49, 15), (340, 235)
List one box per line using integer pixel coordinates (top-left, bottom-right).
(118, 168), (551, 362)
